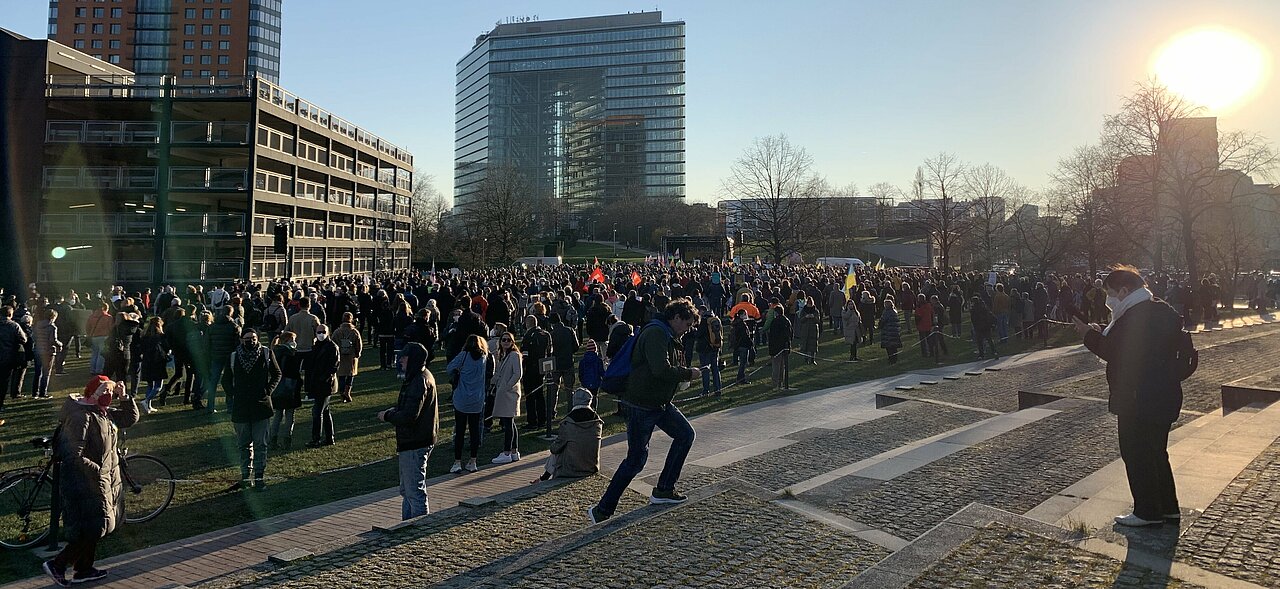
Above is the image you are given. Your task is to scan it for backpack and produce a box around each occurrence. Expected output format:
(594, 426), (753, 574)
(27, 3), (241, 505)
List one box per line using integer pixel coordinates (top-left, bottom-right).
(261, 310), (280, 333)
(600, 325), (641, 395)
(1174, 330), (1198, 381)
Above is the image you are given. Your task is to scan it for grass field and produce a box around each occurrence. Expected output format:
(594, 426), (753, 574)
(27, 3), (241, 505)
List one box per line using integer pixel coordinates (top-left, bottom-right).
(531, 241), (650, 265)
(0, 315), (1079, 580)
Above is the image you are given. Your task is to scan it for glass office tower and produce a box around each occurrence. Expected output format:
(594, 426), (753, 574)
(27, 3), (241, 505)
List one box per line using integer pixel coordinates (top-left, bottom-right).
(455, 12), (685, 210)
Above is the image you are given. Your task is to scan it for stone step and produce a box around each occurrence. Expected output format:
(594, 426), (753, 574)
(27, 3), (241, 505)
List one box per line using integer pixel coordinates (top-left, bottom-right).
(192, 475), (650, 589)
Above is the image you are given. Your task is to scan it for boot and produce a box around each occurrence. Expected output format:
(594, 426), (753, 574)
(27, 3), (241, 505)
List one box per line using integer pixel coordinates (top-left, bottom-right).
(156, 388), (168, 406)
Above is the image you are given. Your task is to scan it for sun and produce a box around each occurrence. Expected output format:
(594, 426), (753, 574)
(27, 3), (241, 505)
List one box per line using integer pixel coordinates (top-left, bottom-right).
(1151, 27), (1270, 113)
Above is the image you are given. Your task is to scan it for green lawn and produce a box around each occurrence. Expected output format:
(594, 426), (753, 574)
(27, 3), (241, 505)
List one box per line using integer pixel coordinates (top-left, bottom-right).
(547, 241), (649, 264)
(0, 317), (1077, 580)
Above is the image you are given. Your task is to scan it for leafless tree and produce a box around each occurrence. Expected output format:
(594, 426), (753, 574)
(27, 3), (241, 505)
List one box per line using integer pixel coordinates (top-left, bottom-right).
(1010, 196), (1075, 273)
(409, 171), (452, 264)
(867, 181), (902, 238)
(907, 153), (969, 269)
(460, 164), (542, 265)
(962, 163), (1016, 269)
(720, 135), (826, 263)
(1051, 144), (1127, 275)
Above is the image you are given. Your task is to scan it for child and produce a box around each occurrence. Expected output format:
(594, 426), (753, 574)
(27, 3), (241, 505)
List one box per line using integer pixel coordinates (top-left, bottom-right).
(535, 388), (603, 482)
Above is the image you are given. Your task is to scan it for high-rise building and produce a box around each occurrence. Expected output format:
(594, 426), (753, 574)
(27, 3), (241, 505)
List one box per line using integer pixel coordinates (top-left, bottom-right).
(455, 12), (685, 210)
(48, 0), (282, 84)
(1, 29), (411, 290)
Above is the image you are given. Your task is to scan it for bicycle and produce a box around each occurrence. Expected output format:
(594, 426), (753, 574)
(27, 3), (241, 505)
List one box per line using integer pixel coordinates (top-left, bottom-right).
(0, 429), (175, 549)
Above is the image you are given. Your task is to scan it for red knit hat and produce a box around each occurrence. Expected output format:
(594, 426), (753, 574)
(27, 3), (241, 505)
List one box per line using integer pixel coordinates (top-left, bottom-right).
(80, 375), (113, 408)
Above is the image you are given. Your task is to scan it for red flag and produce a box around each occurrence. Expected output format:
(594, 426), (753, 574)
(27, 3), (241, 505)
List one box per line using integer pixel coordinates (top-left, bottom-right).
(631, 271), (642, 287)
(590, 267), (605, 283)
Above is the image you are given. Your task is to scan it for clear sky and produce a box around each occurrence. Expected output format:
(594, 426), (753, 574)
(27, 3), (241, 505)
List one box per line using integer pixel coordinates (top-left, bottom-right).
(5, 0), (1278, 203)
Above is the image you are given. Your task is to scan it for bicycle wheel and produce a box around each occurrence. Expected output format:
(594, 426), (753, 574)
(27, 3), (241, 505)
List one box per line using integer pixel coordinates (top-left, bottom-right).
(0, 472), (53, 549)
(122, 455), (175, 524)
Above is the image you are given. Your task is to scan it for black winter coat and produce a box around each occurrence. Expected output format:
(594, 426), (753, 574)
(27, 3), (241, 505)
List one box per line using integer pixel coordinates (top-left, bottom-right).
(304, 338), (340, 398)
(1083, 300), (1184, 423)
(222, 344), (281, 423)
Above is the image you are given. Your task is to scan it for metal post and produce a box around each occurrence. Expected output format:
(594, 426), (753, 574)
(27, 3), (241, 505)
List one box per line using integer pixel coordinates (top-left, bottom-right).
(541, 372), (558, 440)
(45, 447), (61, 552)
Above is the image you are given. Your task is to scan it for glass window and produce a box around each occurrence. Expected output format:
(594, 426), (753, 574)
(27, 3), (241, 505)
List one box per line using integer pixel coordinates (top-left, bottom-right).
(201, 40), (212, 48)
(219, 24), (231, 35)
(200, 55), (211, 64)
(184, 40), (195, 49)
(203, 8), (213, 18)
(182, 69), (193, 77)
(93, 7), (104, 17)
(91, 40), (102, 48)
(109, 40), (120, 48)
(220, 8), (231, 18)
(91, 23), (103, 33)
(184, 24), (195, 34)
(48, 23), (56, 35)
(108, 55), (121, 64)
(185, 8), (196, 17)
(49, 6), (56, 18)
(109, 24), (120, 34)
(218, 69), (228, 77)
(73, 23), (85, 34)
(218, 55), (229, 64)
(73, 40), (85, 49)
(202, 24), (213, 35)
(200, 69), (210, 77)
(182, 55), (193, 64)
(75, 7), (86, 17)
(219, 40), (230, 49)
(111, 7), (122, 17)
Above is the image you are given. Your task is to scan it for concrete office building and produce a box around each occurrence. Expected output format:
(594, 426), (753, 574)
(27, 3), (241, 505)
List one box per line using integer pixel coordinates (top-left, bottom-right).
(1, 29), (411, 290)
(48, 0), (282, 84)
(455, 12), (685, 211)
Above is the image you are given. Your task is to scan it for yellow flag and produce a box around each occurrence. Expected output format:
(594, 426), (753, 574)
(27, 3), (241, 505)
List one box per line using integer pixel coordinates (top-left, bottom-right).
(844, 264), (857, 294)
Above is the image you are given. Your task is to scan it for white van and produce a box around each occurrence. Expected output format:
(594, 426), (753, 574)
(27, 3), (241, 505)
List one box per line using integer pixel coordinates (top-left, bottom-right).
(816, 257), (865, 268)
(513, 256), (563, 266)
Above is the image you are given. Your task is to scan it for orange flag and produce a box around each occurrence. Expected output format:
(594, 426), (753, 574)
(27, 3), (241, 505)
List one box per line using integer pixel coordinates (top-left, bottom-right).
(631, 271), (642, 287)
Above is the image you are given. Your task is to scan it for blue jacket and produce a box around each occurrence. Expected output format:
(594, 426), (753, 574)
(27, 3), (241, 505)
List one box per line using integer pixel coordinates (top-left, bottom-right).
(578, 350), (604, 390)
(446, 350), (489, 414)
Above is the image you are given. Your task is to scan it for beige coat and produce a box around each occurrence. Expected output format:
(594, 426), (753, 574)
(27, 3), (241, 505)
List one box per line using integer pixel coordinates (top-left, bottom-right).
(57, 395), (140, 540)
(332, 322), (362, 376)
(490, 349), (523, 418)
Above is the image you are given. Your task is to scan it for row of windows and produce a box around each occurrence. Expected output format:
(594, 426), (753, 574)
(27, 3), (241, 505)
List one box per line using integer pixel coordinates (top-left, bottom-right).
(297, 140), (328, 166)
(183, 40), (231, 50)
(489, 26), (683, 50)
(490, 38), (683, 63)
(70, 23), (112, 34)
(501, 51), (683, 73)
(247, 41), (280, 57)
(248, 25), (280, 43)
(182, 23), (233, 35)
(248, 9), (281, 27)
(181, 54), (230, 65)
(247, 55), (280, 69)
(604, 84), (684, 98)
(181, 8), (232, 19)
(71, 39), (121, 50)
(180, 69), (229, 78)
(607, 63), (683, 76)
(68, 7), (124, 18)
(257, 127), (399, 184)
(606, 73), (684, 88)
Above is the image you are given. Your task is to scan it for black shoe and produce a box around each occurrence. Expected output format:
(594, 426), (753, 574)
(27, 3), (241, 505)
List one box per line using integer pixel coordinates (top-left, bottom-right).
(306, 440), (324, 448)
(252, 479), (266, 492)
(650, 488), (688, 505)
(43, 560), (70, 587)
(70, 567), (108, 584)
(587, 504), (610, 524)
(192, 401), (206, 411)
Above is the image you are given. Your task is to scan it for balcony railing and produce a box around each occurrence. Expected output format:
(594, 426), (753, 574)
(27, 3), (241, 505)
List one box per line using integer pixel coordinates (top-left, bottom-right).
(164, 260), (244, 282)
(170, 167), (248, 190)
(43, 167), (157, 190)
(171, 121), (250, 144)
(39, 260), (153, 283)
(45, 74), (252, 99)
(46, 121), (160, 144)
(256, 77), (413, 166)
(41, 213), (156, 236)
(167, 212), (245, 236)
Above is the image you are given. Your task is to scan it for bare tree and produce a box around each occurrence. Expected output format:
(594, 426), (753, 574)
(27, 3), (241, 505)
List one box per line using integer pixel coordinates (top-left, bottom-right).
(907, 153), (969, 269)
(460, 164), (541, 265)
(1010, 196), (1075, 273)
(867, 181), (902, 238)
(962, 163), (1015, 269)
(1051, 144), (1126, 275)
(410, 171), (451, 264)
(720, 135), (826, 263)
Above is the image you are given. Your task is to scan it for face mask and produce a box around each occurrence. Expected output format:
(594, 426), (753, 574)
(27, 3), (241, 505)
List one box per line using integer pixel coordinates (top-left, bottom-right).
(243, 340), (259, 351)
(796, 300), (805, 309)
(285, 342), (297, 350)
(316, 333), (328, 341)
(1105, 296), (1122, 311)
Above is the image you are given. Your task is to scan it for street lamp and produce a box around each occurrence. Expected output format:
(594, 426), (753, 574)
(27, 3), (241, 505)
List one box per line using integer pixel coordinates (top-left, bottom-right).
(636, 226), (642, 250)
(612, 223), (618, 258)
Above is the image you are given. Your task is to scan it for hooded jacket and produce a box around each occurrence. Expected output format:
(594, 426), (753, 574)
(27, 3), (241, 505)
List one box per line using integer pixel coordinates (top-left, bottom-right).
(57, 393), (140, 540)
(384, 343), (439, 452)
(622, 319), (696, 410)
(549, 405), (603, 478)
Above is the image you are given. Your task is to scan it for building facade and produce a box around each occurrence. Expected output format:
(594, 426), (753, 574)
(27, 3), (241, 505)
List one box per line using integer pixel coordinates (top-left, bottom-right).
(4, 32), (411, 290)
(455, 12), (685, 211)
(48, 0), (282, 84)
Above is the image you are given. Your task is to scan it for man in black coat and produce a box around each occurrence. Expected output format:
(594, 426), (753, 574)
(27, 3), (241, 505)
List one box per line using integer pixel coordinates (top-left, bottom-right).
(521, 315), (553, 428)
(305, 324), (341, 448)
(222, 330), (282, 490)
(378, 343), (439, 519)
(1075, 265), (1184, 527)
(0, 306), (27, 411)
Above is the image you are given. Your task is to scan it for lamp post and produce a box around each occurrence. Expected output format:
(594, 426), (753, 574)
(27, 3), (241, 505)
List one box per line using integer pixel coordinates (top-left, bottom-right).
(612, 223), (618, 258)
(636, 226), (642, 250)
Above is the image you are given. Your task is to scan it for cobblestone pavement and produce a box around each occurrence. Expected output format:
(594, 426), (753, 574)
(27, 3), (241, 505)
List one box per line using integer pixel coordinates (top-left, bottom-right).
(1046, 331), (1280, 413)
(198, 477), (646, 589)
(673, 401), (989, 492)
(897, 351), (1104, 412)
(906, 523), (1203, 589)
(463, 489), (890, 589)
(803, 401), (1120, 540)
(1174, 436), (1280, 587)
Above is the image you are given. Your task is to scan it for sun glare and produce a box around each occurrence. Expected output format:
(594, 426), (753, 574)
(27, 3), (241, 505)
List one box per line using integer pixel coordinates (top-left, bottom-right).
(1151, 27), (1269, 113)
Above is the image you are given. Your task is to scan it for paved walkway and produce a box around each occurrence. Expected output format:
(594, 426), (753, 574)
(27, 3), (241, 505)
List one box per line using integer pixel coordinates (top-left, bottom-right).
(3, 314), (1273, 589)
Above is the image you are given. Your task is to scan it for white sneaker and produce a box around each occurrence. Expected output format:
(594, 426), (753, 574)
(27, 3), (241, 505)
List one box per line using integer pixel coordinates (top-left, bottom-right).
(1114, 513), (1163, 527)
(511, 451), (520, 461)
(449, 461), (462, 474)
(491, 452), (514, 464)
(464, 459), (478, 473)
(140, 400), (153, 414)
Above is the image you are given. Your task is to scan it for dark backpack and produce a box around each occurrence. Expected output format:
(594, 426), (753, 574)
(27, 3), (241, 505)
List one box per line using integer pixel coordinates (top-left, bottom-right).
(261, 311), (280, 333)
(600, 325), (641, 395)
(1174, 330), (1198, 381)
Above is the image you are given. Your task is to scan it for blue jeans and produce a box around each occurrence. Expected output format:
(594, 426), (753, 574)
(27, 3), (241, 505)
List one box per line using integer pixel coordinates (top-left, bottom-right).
(596, 402), (695, 518)
(233, 419), (270, 481)
(699, 350), (722, 396)
(996, 313), (1009, 341)
(398, 445), (433, 520)
(735, 346), (751, 383)
(205, 357), (229, 412)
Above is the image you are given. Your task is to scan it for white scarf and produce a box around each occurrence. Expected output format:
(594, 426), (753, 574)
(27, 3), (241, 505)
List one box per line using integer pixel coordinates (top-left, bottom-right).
(1102, 287), (1153, 335)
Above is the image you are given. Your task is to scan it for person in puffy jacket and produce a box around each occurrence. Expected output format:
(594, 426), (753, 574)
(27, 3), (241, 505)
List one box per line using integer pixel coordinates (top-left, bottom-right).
(42, 377), (139, 586)
(378, 342), (439, 520)
(577, 339), (604, 399)
(446, 334), (492, 474)
(537, 388), (602, 482)
(221, 330), (281, 491)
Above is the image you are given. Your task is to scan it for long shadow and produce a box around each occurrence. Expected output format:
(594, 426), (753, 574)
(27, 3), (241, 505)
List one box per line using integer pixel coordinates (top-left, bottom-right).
(1109, 520), (1181, 588)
